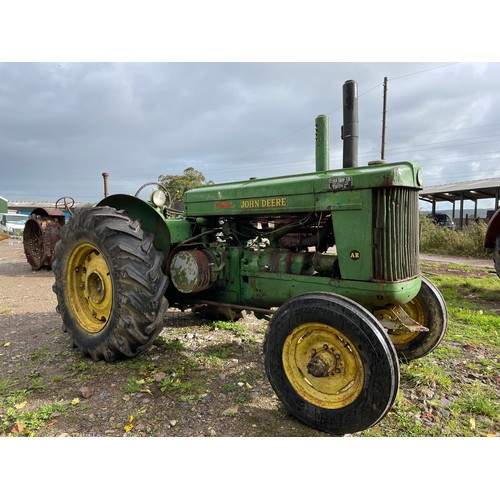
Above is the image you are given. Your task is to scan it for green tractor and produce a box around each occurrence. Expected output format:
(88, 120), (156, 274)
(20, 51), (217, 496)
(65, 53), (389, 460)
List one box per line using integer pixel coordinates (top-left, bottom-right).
(52, 80), (448, 435)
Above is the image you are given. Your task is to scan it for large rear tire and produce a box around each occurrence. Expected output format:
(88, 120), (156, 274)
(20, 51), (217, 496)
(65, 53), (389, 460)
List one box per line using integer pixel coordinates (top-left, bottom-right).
(52, 206), (169, 361)
(264, 292), (399, 435)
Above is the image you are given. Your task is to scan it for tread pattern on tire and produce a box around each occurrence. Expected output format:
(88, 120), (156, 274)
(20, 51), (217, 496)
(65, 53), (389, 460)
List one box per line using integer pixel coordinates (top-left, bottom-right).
(52, 205), (169, 361)
(264, 292), (399, 435)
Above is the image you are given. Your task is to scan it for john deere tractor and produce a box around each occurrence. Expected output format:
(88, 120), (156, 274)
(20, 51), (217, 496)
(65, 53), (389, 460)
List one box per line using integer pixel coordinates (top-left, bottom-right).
(52, 80), (448, 435)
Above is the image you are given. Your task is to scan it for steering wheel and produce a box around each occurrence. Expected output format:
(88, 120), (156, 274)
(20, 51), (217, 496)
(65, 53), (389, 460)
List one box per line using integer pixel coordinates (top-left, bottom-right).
(55, 196), (75, 212)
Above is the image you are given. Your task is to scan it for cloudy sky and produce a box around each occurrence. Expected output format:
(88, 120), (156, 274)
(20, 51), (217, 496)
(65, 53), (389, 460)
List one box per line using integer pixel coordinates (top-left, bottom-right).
(2, 61), (500, 205)
(1, 4), (499, 212)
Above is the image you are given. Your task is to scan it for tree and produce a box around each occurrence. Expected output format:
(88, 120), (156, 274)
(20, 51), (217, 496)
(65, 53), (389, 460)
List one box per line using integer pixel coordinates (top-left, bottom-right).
(158, 167), (213, 202)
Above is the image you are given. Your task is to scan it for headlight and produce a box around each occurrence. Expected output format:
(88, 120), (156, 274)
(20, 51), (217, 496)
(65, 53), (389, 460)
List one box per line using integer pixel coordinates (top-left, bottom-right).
(416, 169), (423, 188)
(151, 189), (167, 207)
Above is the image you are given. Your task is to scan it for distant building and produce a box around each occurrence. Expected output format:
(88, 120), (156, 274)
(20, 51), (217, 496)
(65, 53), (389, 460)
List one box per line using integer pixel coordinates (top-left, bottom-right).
(5, 200), (90, 215)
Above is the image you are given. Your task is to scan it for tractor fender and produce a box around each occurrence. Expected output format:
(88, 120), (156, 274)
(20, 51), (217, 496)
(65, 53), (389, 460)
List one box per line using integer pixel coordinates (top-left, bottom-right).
(97, 194), (172, 257)
(484, 209), (500, 251)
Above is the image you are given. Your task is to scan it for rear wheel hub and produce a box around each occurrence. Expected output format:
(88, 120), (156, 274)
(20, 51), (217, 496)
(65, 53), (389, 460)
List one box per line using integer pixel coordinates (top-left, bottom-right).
(67, 243), (112, 333)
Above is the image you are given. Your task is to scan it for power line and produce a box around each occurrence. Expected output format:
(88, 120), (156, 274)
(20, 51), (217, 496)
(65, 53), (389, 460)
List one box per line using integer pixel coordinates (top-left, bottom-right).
(208, 64), (462, 173)
(389, 63), (459, 81)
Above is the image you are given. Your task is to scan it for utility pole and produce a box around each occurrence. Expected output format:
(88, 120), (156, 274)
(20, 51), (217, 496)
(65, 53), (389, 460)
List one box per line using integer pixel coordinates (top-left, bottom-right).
(381, 77), (388, 161)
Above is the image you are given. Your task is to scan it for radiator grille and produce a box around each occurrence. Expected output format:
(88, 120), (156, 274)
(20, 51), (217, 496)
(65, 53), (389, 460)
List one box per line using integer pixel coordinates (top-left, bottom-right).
(373, 187), (420, 281)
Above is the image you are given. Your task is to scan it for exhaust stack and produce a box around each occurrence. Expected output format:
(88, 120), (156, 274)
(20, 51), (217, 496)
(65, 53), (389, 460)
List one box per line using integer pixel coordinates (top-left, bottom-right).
(342, 80), (359, 169)
(102, 172), (109, 197)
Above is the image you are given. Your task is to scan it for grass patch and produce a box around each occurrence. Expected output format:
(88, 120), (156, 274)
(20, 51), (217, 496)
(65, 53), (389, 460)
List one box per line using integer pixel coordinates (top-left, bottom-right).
(153, 337), (185, 350)
(0, 400), (69, 436)
(210, 320), (246, 335)
(158, 375), (195, 393)
(70, 361), (90, 373)
(0, 377), (16, 396)
(426, 274), (500, 349)
(360, 272), (500, 437)
(400, 359), (453, 390)
(420, 216), (489, 258)
(28, 377), (46, 391)
(450, 383), (498, 418)
(29, 346), (52, 360)
(0, 382), (70, 436)
(123, 376), (150, 394)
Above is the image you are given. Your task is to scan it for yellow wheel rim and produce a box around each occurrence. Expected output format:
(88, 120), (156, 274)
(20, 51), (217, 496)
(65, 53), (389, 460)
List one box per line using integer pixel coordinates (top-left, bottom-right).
(390, 300), (425, 345)
(283, 322), (364, 409)
(66, 242), (112, 333)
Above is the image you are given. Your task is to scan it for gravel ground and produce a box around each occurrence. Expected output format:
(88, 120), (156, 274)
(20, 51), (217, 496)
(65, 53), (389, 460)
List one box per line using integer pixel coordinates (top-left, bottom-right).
(0, 237), (496, 439)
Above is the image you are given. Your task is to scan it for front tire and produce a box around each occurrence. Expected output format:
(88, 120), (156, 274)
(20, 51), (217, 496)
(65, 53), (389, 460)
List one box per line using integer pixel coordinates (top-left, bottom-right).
(381, 276), (448, 362)
(264, 292), (399, 435)
(52, 206), (169, 361)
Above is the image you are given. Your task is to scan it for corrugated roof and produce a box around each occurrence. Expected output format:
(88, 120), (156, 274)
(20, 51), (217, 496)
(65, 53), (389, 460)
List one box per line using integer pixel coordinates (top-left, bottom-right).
(420, 177), (500, 203)
(8, 200), (90, 209)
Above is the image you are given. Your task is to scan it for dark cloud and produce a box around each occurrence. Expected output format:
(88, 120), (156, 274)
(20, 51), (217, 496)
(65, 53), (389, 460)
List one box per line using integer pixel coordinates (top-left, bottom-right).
(1, 62), (499, 205)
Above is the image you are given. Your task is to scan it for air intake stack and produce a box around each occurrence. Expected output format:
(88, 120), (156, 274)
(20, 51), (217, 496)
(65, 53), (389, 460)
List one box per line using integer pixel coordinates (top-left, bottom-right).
(315, 114), (329, 172)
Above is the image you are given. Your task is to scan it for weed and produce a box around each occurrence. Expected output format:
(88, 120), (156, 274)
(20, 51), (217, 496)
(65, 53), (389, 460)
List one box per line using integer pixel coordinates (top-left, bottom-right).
(158, 375), (195, 393)
(1, 401), (69, 436)
(28, 377), (46, 391)
(211, 320), (246, 335)
(70, 361), (89, 373)
(123, 376), (148, 394)
(224, 383), (239, 391)
(205, 355), (224, 366)
(179, 394), (196, 403)
(0, 377), (16, 396)
(450, 383), (498, 418)
(194, 347), (230, 367)
(209, 347), (230, 359)
(154, 337), (185, 350)
(420, 216), (489, 258)
(400, 359), (452, 390)
(29, 346), (51, 360)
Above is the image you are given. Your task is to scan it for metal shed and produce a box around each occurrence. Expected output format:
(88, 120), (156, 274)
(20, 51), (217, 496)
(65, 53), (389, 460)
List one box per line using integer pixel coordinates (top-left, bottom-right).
(419, 177), (500, 228)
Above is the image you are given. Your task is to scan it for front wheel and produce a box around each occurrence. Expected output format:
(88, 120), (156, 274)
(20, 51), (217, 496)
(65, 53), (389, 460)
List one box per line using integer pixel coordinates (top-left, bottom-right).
(264, 292), (399, 435)
(52, 206), (169, 361)
(376, 276), (448, 362)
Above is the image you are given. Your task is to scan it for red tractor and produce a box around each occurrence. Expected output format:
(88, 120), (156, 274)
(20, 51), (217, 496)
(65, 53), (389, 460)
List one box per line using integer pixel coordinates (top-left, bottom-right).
(485, 208), (500, 277)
